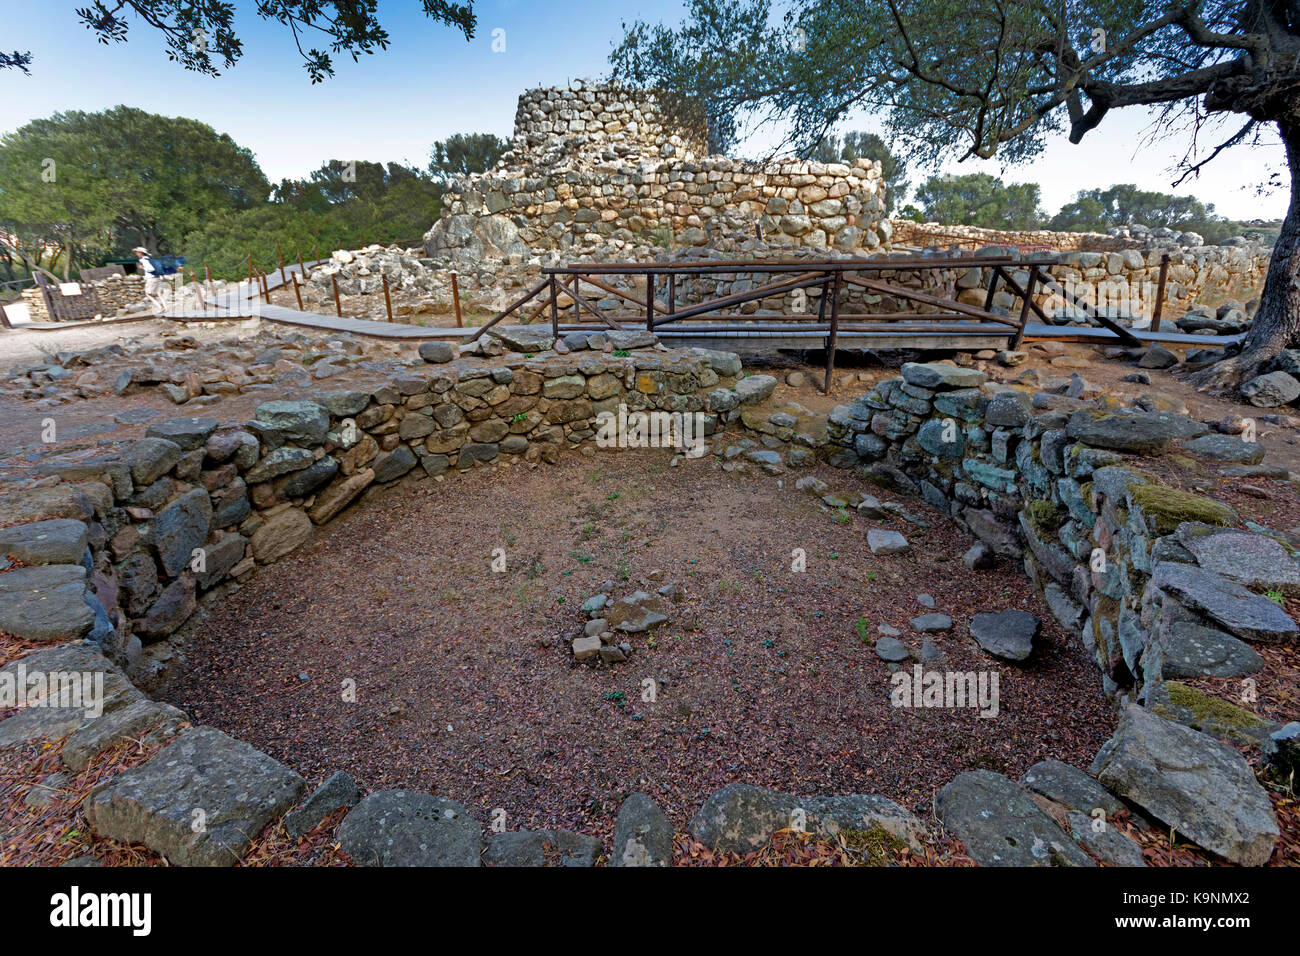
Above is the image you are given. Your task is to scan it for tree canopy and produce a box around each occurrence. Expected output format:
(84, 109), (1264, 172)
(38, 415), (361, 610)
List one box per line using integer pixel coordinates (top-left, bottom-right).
(0, 106), (269, 272)
(429, 133), (508, 179)
(5, 1), (478, 82)
(806, 131), (909, 214)
(1051, 183), (1233, 241)
(911, 173), (1044, 229)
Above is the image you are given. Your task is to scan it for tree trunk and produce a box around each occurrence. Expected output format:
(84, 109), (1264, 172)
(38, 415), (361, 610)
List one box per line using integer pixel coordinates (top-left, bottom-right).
(1190, 117), (1300, 390)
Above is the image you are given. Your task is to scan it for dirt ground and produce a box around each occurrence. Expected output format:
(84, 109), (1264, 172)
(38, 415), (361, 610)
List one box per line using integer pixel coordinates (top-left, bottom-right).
(161, 449), (1115, 840)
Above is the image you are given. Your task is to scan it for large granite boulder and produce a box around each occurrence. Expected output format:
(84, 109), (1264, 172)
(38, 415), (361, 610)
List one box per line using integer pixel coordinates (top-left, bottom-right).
(1090, 704), (1278, 866)
(612, 792), (674, 867)
(935, 770), (1094, 867)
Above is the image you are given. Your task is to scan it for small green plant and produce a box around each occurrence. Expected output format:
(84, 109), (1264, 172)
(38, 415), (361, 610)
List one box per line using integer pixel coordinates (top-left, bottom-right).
(1266, 588), (1285, 605)
(856, 617), (871, 643)
(511, 412), (528, 423)
(603, 690), (628, 708)
(613, 349), (631, 357)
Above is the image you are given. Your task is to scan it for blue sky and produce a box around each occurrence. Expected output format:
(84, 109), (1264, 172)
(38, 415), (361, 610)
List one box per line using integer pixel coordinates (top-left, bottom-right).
(0, 0), (1287, 219)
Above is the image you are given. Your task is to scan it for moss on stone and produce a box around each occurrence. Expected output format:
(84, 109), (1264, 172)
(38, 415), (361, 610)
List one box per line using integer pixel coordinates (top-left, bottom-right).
(1157, 682), (1271, 734)
(840, 824), (911, 865)
(1128, 483), (1238, 535)
(1024, 499), (1064, 536)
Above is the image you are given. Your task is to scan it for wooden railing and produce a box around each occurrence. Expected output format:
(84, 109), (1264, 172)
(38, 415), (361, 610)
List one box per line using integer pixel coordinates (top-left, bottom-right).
(469, 254), (1066, 390)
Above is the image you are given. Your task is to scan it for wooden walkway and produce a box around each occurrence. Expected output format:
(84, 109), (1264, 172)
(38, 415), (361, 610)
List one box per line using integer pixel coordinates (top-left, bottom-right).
(6, 254), (1246, 383)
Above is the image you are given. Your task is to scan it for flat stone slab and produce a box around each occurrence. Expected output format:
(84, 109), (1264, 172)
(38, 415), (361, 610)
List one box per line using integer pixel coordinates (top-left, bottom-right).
(606, 591), (670, 633)
(1090, 703), (1278, 866)
(902, 362), (985, 389)
(62, 699), (188, 772)
(909, 613), (953, 633)
(612, 792), (673, 867)
(867, 529), (909, 555)
(85, 726), (305, 866)
(483, 829), (602, 867)
(1179, 434), (1266, 464)
(487, 326), (555, 353)
(935, 770), (1095, 867)
(1160, 620), (1265, 679)
(1152, 562), (1298, 643)
(144, 417), (218, 451)
(1020, 760), (1124, 817)
(0, 518), (89, 565)
(690, 783), (924, 857)
(1066, 409), (1208, 454)
(338, 790), (482, 866)
(0, 565), (95, 642)
(969, 609), (1039, 661)
(1176, 524), (1300, 596)
(0, 485), (95, 526)
(0, 643), (143, 747)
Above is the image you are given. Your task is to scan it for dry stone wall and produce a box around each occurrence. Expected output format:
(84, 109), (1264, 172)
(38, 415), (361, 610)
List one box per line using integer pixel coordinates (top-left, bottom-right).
(1, 341), (1294, 867)
(892, 221), (1270, 322)
(827, 362), (1298, 703)
(425, 80), (887, 263)
(20, 274), (148, 323)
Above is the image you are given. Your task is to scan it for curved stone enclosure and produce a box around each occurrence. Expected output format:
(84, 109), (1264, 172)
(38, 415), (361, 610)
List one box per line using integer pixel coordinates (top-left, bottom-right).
(1, 337), (1291, 866)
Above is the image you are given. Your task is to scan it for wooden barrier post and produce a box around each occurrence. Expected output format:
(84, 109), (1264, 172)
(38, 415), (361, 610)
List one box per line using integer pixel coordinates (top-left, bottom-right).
(276, 241), (286, 286)
(823, 271), (842, 393)
(1151, 253), (1170, 332)
(381, 272), (394, 323)
(247, 251), (253, 286)
(1010, 265), (1039, 349)
(451, 272), (463, 327)
(331, 274), (342, 317)
(292, 273), (304, 310)
(646, 270), (655, 331)
(983, 266), (1002, 312)
(549, 275), (559, 340)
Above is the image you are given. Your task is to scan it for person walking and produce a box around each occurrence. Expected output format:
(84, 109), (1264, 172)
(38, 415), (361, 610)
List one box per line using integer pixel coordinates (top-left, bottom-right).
(134, 246), (166, 315)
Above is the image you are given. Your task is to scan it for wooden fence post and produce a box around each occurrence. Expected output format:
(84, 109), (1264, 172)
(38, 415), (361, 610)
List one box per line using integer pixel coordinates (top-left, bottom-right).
(1151, 253), (1170, 332)
(646, 271), (655, 331)
(382, 272), (394, 323)
(331, 274), (342, 317)
(549, 275), (559, 340)
(1011, 265), (1039, 349)
(451, 272), (463, 328)
(823, 270), (842, 393)
(292, 273), (304, 310)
